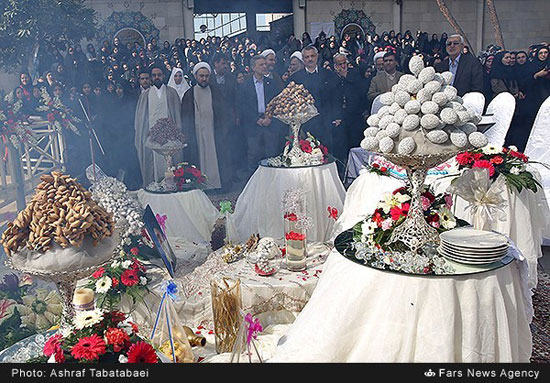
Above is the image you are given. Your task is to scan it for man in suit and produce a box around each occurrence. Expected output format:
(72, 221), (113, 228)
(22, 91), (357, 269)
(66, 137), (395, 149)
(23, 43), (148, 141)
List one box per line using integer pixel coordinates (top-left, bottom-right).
(290, 45), (339, 149)
(434, 34), (484, 96)
(238, 55), (282, 173)
(367, 51), (403, 106)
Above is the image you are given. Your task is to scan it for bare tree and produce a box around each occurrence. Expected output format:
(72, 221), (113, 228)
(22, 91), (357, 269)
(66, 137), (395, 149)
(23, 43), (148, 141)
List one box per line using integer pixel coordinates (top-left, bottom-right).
(435, 0), (473, 49)
(486, 0), (505, 49)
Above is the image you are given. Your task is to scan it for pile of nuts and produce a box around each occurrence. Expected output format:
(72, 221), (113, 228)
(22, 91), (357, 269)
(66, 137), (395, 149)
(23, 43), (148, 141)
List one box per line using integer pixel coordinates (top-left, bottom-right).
(1, 171), (115, 256)
(265, 81), (315, 118)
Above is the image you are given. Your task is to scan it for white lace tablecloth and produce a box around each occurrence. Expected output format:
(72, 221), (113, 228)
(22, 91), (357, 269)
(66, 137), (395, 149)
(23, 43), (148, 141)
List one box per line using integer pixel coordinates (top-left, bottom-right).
(230, 162), (346, 244)
(130, 242), (331, 334)
(269, 243), (533, 363)
(136, 189), (220, 245)
(336, 170), (550, 289)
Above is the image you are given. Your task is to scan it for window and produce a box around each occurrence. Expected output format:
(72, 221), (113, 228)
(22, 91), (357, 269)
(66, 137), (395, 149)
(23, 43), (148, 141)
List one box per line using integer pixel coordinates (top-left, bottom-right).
(194, 13), (247, 40)
(256, 13), (291, 32)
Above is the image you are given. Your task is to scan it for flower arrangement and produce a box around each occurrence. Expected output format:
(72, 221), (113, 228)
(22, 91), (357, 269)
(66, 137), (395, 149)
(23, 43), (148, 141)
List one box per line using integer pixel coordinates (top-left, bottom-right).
(267, 132), (329, 167)
(34, 309), (158, 363)
(0, 99), (38, 149)
(171, 162), (207, 190)
(36, 87), (80, 135)
(149, 118), (185, 146)
(0, 273), (61, 351)
(353, 186), (467, 251)
(456, 145), (540, 193)
(86, 250), (150, 312)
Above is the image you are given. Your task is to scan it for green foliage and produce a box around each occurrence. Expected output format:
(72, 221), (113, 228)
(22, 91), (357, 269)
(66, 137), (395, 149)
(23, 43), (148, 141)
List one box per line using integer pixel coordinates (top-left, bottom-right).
(0, 0), (97, 71)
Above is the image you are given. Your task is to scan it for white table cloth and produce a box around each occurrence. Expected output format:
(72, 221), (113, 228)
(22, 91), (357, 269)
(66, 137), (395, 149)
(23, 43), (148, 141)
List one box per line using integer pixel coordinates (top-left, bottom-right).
(337, 170), (550, 289)
(270, 245), (532, 363)
(136, 189), (220, 245)
(230, 162), (346, 244)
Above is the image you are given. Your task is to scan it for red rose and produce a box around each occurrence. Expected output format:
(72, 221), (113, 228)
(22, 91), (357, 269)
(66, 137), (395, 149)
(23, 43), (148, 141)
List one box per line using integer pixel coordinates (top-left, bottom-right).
(490, 155), (504, 165)
(174, 168), (184, 177)
(105, 327), (130, 352)
(111, 277), (119, 287)
(130, 247), (139, 256)
(456, 152), (474, 165)
(285, 231), (306, 241)
(380, 166), (388, 172)
(372, 163), (380, 169)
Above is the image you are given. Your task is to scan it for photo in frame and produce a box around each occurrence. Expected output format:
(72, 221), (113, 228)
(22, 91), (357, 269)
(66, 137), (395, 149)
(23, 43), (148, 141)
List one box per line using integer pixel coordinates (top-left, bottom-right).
(142, 205), (177, 278)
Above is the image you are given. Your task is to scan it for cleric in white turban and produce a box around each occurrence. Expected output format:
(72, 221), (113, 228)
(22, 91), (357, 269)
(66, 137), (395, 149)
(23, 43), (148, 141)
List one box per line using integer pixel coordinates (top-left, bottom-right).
(260, 48), (284, 89)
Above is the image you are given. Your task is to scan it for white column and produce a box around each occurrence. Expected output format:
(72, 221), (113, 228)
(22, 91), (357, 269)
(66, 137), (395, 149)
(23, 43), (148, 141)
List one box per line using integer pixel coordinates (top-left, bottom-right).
(293, 0), (306, 38)
(182, 0), (195, 40)
(475, 0), (485, 54)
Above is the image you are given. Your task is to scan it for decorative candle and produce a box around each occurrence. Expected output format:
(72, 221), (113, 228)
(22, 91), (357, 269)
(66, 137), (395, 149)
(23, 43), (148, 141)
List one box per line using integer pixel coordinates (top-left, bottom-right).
(73, 288), (95, 312)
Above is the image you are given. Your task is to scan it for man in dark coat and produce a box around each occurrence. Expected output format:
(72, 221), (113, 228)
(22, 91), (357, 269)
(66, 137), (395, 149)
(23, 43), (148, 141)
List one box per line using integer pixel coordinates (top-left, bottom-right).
(434, 34), (484, 96)
(181, 62), (232, 191)
(237, 55), (283, 173)
(289, 45), (339, 149)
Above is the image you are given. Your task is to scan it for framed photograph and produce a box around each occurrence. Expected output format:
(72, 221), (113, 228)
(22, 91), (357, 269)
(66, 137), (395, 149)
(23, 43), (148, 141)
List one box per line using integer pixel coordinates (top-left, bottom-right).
(142, 205), (176, 278)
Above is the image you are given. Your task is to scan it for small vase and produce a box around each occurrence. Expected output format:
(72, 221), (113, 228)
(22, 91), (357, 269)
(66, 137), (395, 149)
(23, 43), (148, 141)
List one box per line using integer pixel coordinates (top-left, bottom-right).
(284, 214), (307, 272)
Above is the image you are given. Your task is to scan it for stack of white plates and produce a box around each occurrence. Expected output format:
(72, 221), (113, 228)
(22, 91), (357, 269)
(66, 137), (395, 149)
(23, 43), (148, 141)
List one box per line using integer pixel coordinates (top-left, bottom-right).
(438, 227), (509, 265)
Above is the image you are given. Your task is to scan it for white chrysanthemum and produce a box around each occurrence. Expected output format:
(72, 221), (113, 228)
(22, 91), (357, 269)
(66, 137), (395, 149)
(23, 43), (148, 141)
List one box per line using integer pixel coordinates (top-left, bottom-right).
(121, 260), (132, 269)
(392, 83), (406, 93)
(468, 131), (489, 148)
(431, 91), (449, 106)
(74, 308), (104, 330)
(440, 108), (458, 125)
(510, 166), (521, 175)
(418, 66), (436, 84)
(140, 277), (148, 285)
(380, 92), (395, 105)
(377, 105), (391, 117)
(421, 100), (439, 115)
(404, 99), (421, 114)
(366, 114), (380, 127)
(386, 123), (401, 138)
(421, 114), (441, 130)
(460, 122), (477, 135)
(398, 137), (416, 154)
(406, 79), (423, 94)
(450, 129), (469, 147)
(361, 220), (377, 236)
(403, 114), (420, 130)
(393, 109), (409, 124)
(416, 88), (432, 104)
(364, 126), (380, 137)
(425, 80), (443, 95)
(398, 74), (416, 87)
(482, 145), (502, 155)
(111, 260), (121, 268)
(426, 129), (449, 144)
(408, 55), (425, 76)
(375, 129), (390, 140)
(378, 115), (395, 129)
(442, 85), (458, 99)
(439, 206), (457, 229)
(95, 276), (112, 293)
(389, 102), (402, 114)
(394, 90), (411, 106)
(441, 71), (453, 85)
(361, 136), (379, 151)
(379, 136), (395, 153)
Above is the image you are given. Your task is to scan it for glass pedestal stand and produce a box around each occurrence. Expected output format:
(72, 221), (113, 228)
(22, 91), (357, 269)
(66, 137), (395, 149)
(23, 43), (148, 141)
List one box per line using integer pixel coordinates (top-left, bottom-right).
(380, 151), (461, 253)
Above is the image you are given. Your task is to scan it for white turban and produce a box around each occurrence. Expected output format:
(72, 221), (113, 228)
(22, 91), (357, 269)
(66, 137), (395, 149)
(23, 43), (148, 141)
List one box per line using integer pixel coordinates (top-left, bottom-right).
(374, 51), (385, 61)
(261, 49), (276, 58)
(192, 62), (211, 76)
(290, 51), (303, 63)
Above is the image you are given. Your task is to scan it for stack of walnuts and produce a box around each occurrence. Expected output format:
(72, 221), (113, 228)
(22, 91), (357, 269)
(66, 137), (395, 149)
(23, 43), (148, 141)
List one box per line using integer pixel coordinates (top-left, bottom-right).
(265, 82), (315, 118)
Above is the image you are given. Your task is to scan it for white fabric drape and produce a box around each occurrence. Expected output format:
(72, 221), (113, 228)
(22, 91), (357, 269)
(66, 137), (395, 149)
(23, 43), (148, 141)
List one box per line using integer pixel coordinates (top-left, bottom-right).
(231, 162), (346, 243)
(462, 91), (485, 116)
(270, 244), (532, 363)
(136, 189), (220, 245)
(484, 92), (516, 147)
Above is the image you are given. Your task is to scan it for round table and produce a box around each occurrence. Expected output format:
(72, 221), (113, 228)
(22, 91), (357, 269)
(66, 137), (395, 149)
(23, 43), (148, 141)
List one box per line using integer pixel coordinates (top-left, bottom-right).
(269, 243), (533, 362)
(230, 160), (346, 244)
(136, 189), (220, 245)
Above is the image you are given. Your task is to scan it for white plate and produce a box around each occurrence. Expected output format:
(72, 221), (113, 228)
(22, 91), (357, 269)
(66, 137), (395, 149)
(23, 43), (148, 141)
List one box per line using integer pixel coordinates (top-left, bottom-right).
(440, 243), (508, 257)
(439, 247), (506, 264)
(440, 227), (508, 249)
(442, 241), (509, 252)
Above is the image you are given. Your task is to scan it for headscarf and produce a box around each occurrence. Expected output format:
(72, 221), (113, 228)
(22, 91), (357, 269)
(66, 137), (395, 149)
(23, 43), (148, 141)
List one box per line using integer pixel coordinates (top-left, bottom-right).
(490, 51), (515, 81)
(167, 67), (190, 99)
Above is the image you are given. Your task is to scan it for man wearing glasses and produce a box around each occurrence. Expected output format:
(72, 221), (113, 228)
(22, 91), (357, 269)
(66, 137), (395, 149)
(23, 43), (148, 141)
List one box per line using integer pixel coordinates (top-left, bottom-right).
(435, 34), (483, 96)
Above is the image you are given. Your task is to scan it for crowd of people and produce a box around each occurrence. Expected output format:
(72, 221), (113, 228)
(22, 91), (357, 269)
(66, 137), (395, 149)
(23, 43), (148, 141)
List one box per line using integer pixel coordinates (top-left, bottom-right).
(2, 27), (550, 191)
